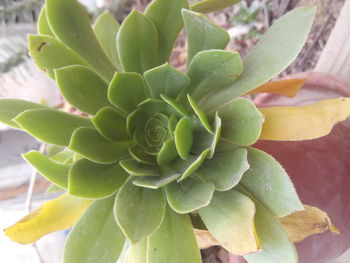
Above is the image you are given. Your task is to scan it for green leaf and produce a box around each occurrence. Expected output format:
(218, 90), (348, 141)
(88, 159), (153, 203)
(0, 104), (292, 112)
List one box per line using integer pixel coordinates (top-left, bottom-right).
(55, 65), (111, 115)
(174, 118), (193, 159)
(165, 177), (215, 213)
(160, 94), (190, 117)
(187, 50), (242, 101)
(129, 145), (156, 165)
(117, 10), (158, 74)
(23, 151), (69, 188)
(114, 178), (166, 243)
(93, 11), (122, 71)
(176, 149), (210, 182)
(243, 201), (297, 263)
(147, 206), (201, 263)
(108, 72), (147, 115)
(197, 149), (249, 191)
(157, 138), (178, 166)
(191, 0), (240, 13)
(69, 127), (130, 164)
(219, 98), (264, 146)
(240, 147), (303, 217)
(15, 109), (93, 146)
(145, 0), (189, 63)
(132, 172), (181, 189)
(126, 239), (147, 263)
(63, 196), (125, 263)
(46, 184), (64, 193)
(192, 112), (221, 158)
(120, 159), (159, 176)
(92, 107), (129, 142)
(46, 0), (116, 82)
(198, 190), (260, 254)
(69, 159), (128, 198)
(144, 63), (190, 99)
(28, 35), (88, 79)
(202, 7), (317, 112)
(187, 94), (212, 133)
(182, 9), (230, 63)
(51, 150), (74, 163)
(0, 99), (48, 129)
(37, 6), (54, 37)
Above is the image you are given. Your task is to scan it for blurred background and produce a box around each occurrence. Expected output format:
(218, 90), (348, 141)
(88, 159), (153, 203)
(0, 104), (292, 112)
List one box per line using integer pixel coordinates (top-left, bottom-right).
(0, 0), (349, 262)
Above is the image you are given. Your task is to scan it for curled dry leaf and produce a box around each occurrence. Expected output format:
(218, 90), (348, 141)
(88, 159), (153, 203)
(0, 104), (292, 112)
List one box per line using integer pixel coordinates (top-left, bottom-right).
(278, 204), (340, 243)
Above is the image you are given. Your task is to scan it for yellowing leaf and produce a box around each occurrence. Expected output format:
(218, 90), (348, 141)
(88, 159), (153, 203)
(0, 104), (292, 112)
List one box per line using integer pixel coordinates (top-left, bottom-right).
(279, 205), (340, 243)
(259, 98), (350, 141)
(246, 78), (306, 98)
(4, 194), (91, 244)
(194, 229), (219, 249)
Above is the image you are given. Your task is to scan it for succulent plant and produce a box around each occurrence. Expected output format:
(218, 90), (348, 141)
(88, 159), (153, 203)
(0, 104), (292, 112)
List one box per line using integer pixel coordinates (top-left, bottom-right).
(1, 0), (349, 262)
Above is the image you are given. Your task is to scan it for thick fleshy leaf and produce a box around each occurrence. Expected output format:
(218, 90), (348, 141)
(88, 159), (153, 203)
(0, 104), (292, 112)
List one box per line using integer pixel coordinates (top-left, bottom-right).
(120, 159), (159, 176)
(46, 184), (64, 193)
(92, 107), (129, 142)
(126, 239), (147, 263)
(117, 10), (158, 74)
(63, 196), (125, 263)
(4, 194), (91, 244)
(23, 151), (70, 188)
(144, 63), (190, 99)
(0, 99), (47, 129)
(145, 0), (189, 63)
(69, 159), (128, 198)
(198, 149), (249, 191)
(198, 190), (260, 254)
(174, 117), (193, 159)
(55, 65), (111, 115)
(219, 98), (264, 146)
(37, 6), (54, 36)
(160, 94), (190, 117)
(165, 177), (215, 213)
(201, 7), (316, 112)
(176, 149), (210, 181)
(240, 147), (303, 217)
(15, 109), (93, 146)
(187, 50), (242, 101)
(129, 145), (155, 165)
(278, 205), (339, 243)
(108, 72), (147, 115)
(51, 150), (74, 163)
(69, 127), (130, 164)
(247, 78), (306, 98)
(243, 201), (297, 263)
(147, 207), (202, 263)
(157, 138), (178, 166)
(191, 0), (240, 13)
(187, 94), (212, 133)
(46, 0), (115, 82)
(93, 11), (122, 70)
(259, 97), (350, 141)
(28, 35), (88, 78)
(132, 172), (181, 189)
(192, 112), (221, 158)
(182, 9), (230, 63)
(114, 178), (166, 243)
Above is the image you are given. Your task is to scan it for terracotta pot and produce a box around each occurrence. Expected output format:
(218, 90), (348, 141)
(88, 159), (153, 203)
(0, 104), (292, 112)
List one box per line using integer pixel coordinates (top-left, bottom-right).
(229, 72), (350, 263)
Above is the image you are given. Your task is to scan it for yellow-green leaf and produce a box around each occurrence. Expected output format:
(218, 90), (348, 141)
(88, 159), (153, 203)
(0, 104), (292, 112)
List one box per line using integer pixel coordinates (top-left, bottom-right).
(4, 194), (91, 244)
(259, 98), (350, 141)
(198, 190), (260, 255)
